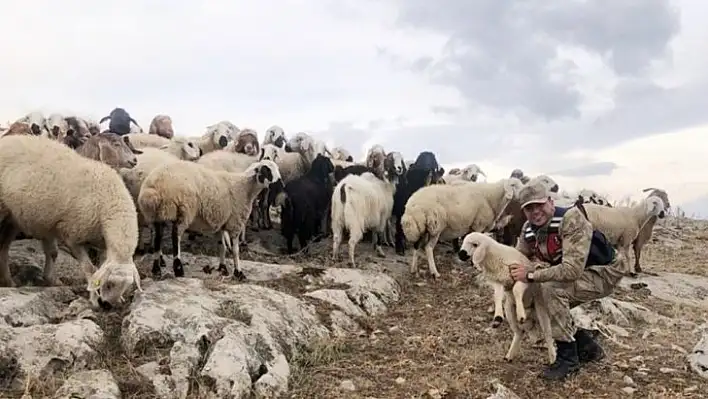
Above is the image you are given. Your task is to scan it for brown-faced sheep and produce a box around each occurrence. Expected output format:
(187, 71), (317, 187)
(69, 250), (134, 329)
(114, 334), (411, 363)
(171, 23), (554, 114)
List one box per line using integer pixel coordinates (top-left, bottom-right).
(75, 133), (142, 170)
(149, 114), (174, 139)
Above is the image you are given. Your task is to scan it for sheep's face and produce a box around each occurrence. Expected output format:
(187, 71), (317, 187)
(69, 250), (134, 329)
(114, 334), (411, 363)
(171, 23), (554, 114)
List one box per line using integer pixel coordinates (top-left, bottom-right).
(284, 132), (312, 154)
(504, 177), (524, 200)
(259, 144), (280, 162)
(98, 134), (143, 169)
(385, 151), (406, 176)
(461, 164), (485, 182)
(646, 196), (667, 219)
(26, 112), (46, 136)
(46, 113), (67, 139)
(150, 115), (174, 139)
(531, 175), (559, 194)
(265, 126), (286, 148)
(311, 154), (335, 181)
(510, 168), (524, 179)
(235, 130), (260, 157)
(87, 261), (142, 310)
(206, 123), (232, 149)
(248, 159), (282, 186)
(457, 232), (490, 269)
(331, 147), (352, 162)
(179, 139), (201, 161)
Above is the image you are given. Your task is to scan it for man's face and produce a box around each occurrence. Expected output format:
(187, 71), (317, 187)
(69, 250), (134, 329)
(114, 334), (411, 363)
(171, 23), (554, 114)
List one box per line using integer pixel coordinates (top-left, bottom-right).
(522, 198), (555, 227)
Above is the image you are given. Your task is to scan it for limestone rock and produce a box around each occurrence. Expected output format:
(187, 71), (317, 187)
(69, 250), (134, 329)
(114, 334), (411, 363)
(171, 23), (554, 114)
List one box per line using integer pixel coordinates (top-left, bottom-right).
(53, 369), (121, 399)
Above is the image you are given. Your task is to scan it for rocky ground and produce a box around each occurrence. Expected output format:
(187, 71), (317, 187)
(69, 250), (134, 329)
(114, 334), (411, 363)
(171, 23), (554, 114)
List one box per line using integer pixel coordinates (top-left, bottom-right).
(0, 215), (706, 398)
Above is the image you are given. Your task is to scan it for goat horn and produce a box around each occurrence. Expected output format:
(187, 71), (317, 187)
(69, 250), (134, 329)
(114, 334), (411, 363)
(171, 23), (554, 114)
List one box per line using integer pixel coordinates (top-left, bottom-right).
(642, 187), (658, 192)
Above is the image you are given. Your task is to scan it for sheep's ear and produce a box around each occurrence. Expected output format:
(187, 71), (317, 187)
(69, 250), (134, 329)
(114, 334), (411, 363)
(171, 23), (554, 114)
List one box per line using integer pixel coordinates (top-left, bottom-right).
(259, 148), (265, 160)
(123, 136), (142, 154)
(472, 241), (488, 266)
(345, 155), (353, 162)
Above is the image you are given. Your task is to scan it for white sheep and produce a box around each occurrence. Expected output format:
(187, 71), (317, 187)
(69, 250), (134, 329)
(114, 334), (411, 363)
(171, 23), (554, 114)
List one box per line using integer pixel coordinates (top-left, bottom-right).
(443, 164), (486, 183)
(45, 113), (69, 140)
(137, 159), (281, 280)
(0, 135), (142, 308)
(555, 188), (611, 208)
(401, 177), (524, 278)
(15, 111), (48, 136)
(263, 125), (286, 148)
(190, 121), (236, 155)
(331, 146), (353, 162)
(458, 232), (556, 364)
(122, 134), (201, 160)
(285, 132), (331, 163)
(632, 188), (671, 274)
(365, 144), (387, 175)
(331, 171), (397, 267)
(582, 196), (666, 276)
(197, 150), (258, 173)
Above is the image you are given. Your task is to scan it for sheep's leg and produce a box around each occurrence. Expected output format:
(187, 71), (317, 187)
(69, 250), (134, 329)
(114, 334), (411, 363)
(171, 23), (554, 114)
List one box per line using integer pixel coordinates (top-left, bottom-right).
(395, 217), (406, 255)
(372, 230), (386, 258)
(503, 292), (524, 362)
(451, 237), (461, 254)
(490, 282), (506, 328)
(409, 249), (420, 275)
(150, 222), (166, 277)
(512, 281), (529, 324)
(424, 235), (441, 278)
(331, 222), (343, 262)
(385, 217), (395, 246)
(534, 303), (557, 365)
(230, 230), (246, 281)
(623, 247), (637, 277)
(632, 240), (643, 274)
(41, 238), (60, 286)
(0, 222), (19, 287)
(171, 222), (189, 278)
(348, 228), (364, 268)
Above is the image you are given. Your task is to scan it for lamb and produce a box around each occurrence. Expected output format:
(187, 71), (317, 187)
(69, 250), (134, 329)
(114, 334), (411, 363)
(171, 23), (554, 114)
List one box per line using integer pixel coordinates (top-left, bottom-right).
(192, 121), (236, 154)
(14, 111), (48, 136)
(46, 113), (69, 140)
(458, 232), (556, 364)
(252, 144), (286, 230)
(100, 107), (141, 135)
(443, 164), (486, 183)
(365, 144), (387, 176)
(75, 133), (142, 170)
(392, 151), (446, 255)
(0, 135), (142, 309)
(138, 159), (281, 280)
(331, 147), (354, 162)
(582, 196), (667, 276)
(401, 177), (524, 278)
(331, 171), (397, 267)
(263, 125), (286, 148)
(225, 128), (260, 156)
(149, 114), (174, 139)
(632, 188), (671, 274)
(280, 154), (335, 253)
(285, 132), (331, 162)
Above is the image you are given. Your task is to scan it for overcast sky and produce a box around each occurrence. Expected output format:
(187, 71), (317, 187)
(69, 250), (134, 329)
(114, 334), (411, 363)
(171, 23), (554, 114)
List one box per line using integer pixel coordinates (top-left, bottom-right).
(2, 0), (707, 217)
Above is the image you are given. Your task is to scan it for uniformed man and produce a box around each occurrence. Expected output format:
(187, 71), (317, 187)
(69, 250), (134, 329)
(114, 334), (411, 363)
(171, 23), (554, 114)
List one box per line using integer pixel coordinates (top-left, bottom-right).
(508, 181), (629, 380)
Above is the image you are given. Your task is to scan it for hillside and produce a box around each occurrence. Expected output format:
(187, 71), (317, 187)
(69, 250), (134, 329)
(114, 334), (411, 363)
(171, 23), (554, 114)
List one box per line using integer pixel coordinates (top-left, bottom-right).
(0, 213), (705, 398)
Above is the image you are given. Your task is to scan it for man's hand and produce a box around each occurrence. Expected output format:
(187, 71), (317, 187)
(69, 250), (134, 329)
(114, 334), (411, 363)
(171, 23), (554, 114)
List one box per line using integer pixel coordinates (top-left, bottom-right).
(509, 263), (528, 283)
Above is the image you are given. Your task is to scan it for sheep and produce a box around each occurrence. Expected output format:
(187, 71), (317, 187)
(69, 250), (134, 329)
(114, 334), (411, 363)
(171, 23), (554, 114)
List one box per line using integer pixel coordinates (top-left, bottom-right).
(15, 111), (48, 136)
(252, 144), (286, 230)
(46, 113), (69, 140)
(84, 118), (101, 136)
(631, 188), (671, 274)
(0, 135), (142, 309)
(331, 171), (397, 267)
(334, 164), (378, 183)
(555, 189), (612, 208)
(331, 147), (354, 162)
(401, 177), (524, 278)
(284, 132), (331, 162)
(75, 133), (142, 170)
(137, 159), (281, 280)
(225, 128), (260, 156)
(264, 125), (286, 148)
(121, 133), (202, 159)
(443, 164), (486, 183)
(458, 232), (556, 364)
(392, 151), (446, 255)
(510, 168), (531, 184)
(192, 121), (235, 155)
(581, 196), (667, 276)
(280, 154), (335, 254)
(1, 121), (34, 137)
(365, 144), (387, 175)
(100, 107), (141, 135)
(149, 114), (174, 139)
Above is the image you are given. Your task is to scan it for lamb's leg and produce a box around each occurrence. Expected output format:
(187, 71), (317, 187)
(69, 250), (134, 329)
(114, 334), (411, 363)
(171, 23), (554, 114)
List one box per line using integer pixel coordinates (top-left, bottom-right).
(490, 282), (506, 328)
(348, 227), (364, 268)
(171, 222), (189, 278)
(409, 249), (419, 275)
(385, 217), (395, 246)
(41, 238), (60, 286)
(0, 223), (19, 287)
(503, 291), (524, 362)
(534, 301), (557, 365)
(632, 240), (643, 274)
(512, 281), (529, 324)
(230, 230), (246, 281)
(424, 235), (441, 279)
(150, 222), (166, 277)
(624, 247), (638, 277)
(372, 229), (385, 258)
(331, 223), (343, 262)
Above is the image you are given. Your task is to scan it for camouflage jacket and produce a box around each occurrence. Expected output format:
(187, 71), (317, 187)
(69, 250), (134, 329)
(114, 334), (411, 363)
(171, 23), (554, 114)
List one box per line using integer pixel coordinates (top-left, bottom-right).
(515, 206), (593, 283)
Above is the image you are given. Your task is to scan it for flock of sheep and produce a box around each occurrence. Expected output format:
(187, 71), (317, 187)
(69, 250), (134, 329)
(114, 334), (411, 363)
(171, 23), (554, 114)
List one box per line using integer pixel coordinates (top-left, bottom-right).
(0, 109), (672, 363)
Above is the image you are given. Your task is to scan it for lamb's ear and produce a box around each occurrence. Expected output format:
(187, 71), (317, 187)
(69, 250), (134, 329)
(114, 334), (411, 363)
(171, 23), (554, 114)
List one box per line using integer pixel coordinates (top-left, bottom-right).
(86, 265), (109, 292)
(472, 240), (488, 266)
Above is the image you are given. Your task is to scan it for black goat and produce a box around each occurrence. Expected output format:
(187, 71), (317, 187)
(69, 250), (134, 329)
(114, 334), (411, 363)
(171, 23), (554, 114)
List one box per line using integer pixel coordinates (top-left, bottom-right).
(280, 154), (335, 253)
(334, 164), (378, 183)
(99, 107), (140, 135)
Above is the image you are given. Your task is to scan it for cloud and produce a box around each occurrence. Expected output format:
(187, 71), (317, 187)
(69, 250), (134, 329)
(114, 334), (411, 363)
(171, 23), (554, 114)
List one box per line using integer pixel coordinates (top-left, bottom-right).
(0, 0), (706, 216)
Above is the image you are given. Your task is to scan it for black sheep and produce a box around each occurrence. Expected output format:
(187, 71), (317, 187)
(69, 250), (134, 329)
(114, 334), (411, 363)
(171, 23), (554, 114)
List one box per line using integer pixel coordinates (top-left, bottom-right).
(100, 107), (141, 135)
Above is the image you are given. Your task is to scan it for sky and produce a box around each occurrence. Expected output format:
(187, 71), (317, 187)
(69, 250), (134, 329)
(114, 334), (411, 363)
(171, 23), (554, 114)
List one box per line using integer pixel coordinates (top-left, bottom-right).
(1, 0), (707, 217)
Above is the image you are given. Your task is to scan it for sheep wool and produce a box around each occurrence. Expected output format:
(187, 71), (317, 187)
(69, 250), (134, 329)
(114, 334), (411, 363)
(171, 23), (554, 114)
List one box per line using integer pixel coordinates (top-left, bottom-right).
(0, 135), (141, 308)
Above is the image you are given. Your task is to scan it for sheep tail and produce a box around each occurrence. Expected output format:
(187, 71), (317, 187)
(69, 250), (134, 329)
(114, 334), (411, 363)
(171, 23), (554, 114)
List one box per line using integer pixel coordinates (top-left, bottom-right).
(401, 209), (426, 244)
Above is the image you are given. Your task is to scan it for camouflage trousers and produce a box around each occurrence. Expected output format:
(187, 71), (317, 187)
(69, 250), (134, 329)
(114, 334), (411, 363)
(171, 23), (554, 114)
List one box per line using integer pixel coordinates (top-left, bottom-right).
(539, 252), (628, 342)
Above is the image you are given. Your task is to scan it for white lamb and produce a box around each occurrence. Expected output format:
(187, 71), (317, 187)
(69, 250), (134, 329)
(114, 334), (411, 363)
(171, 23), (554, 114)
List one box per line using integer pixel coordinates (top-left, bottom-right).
(15, 111), (48, 136)
(331, 171), (397, 267)
(137, 159), (281, 280)
(122, 134), (201, 160)
(331, 146), (353, 162)
(263, 125), (286, 148)
(401, 177), (524, 278)
(443, 164), (487, 183)
(190, 121), (235, 155)
(582, 196), (666, 276)
(0, 135), (142, 309)
(458, 232), (556, 364)
(632, 187), (671, 274)
(285, 132), (331, 163)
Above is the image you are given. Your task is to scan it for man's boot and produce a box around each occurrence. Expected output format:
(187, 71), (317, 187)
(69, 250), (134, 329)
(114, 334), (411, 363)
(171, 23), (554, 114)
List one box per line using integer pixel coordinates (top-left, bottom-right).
(574, 328), (605, 363)
(542, 340), (580, 381)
